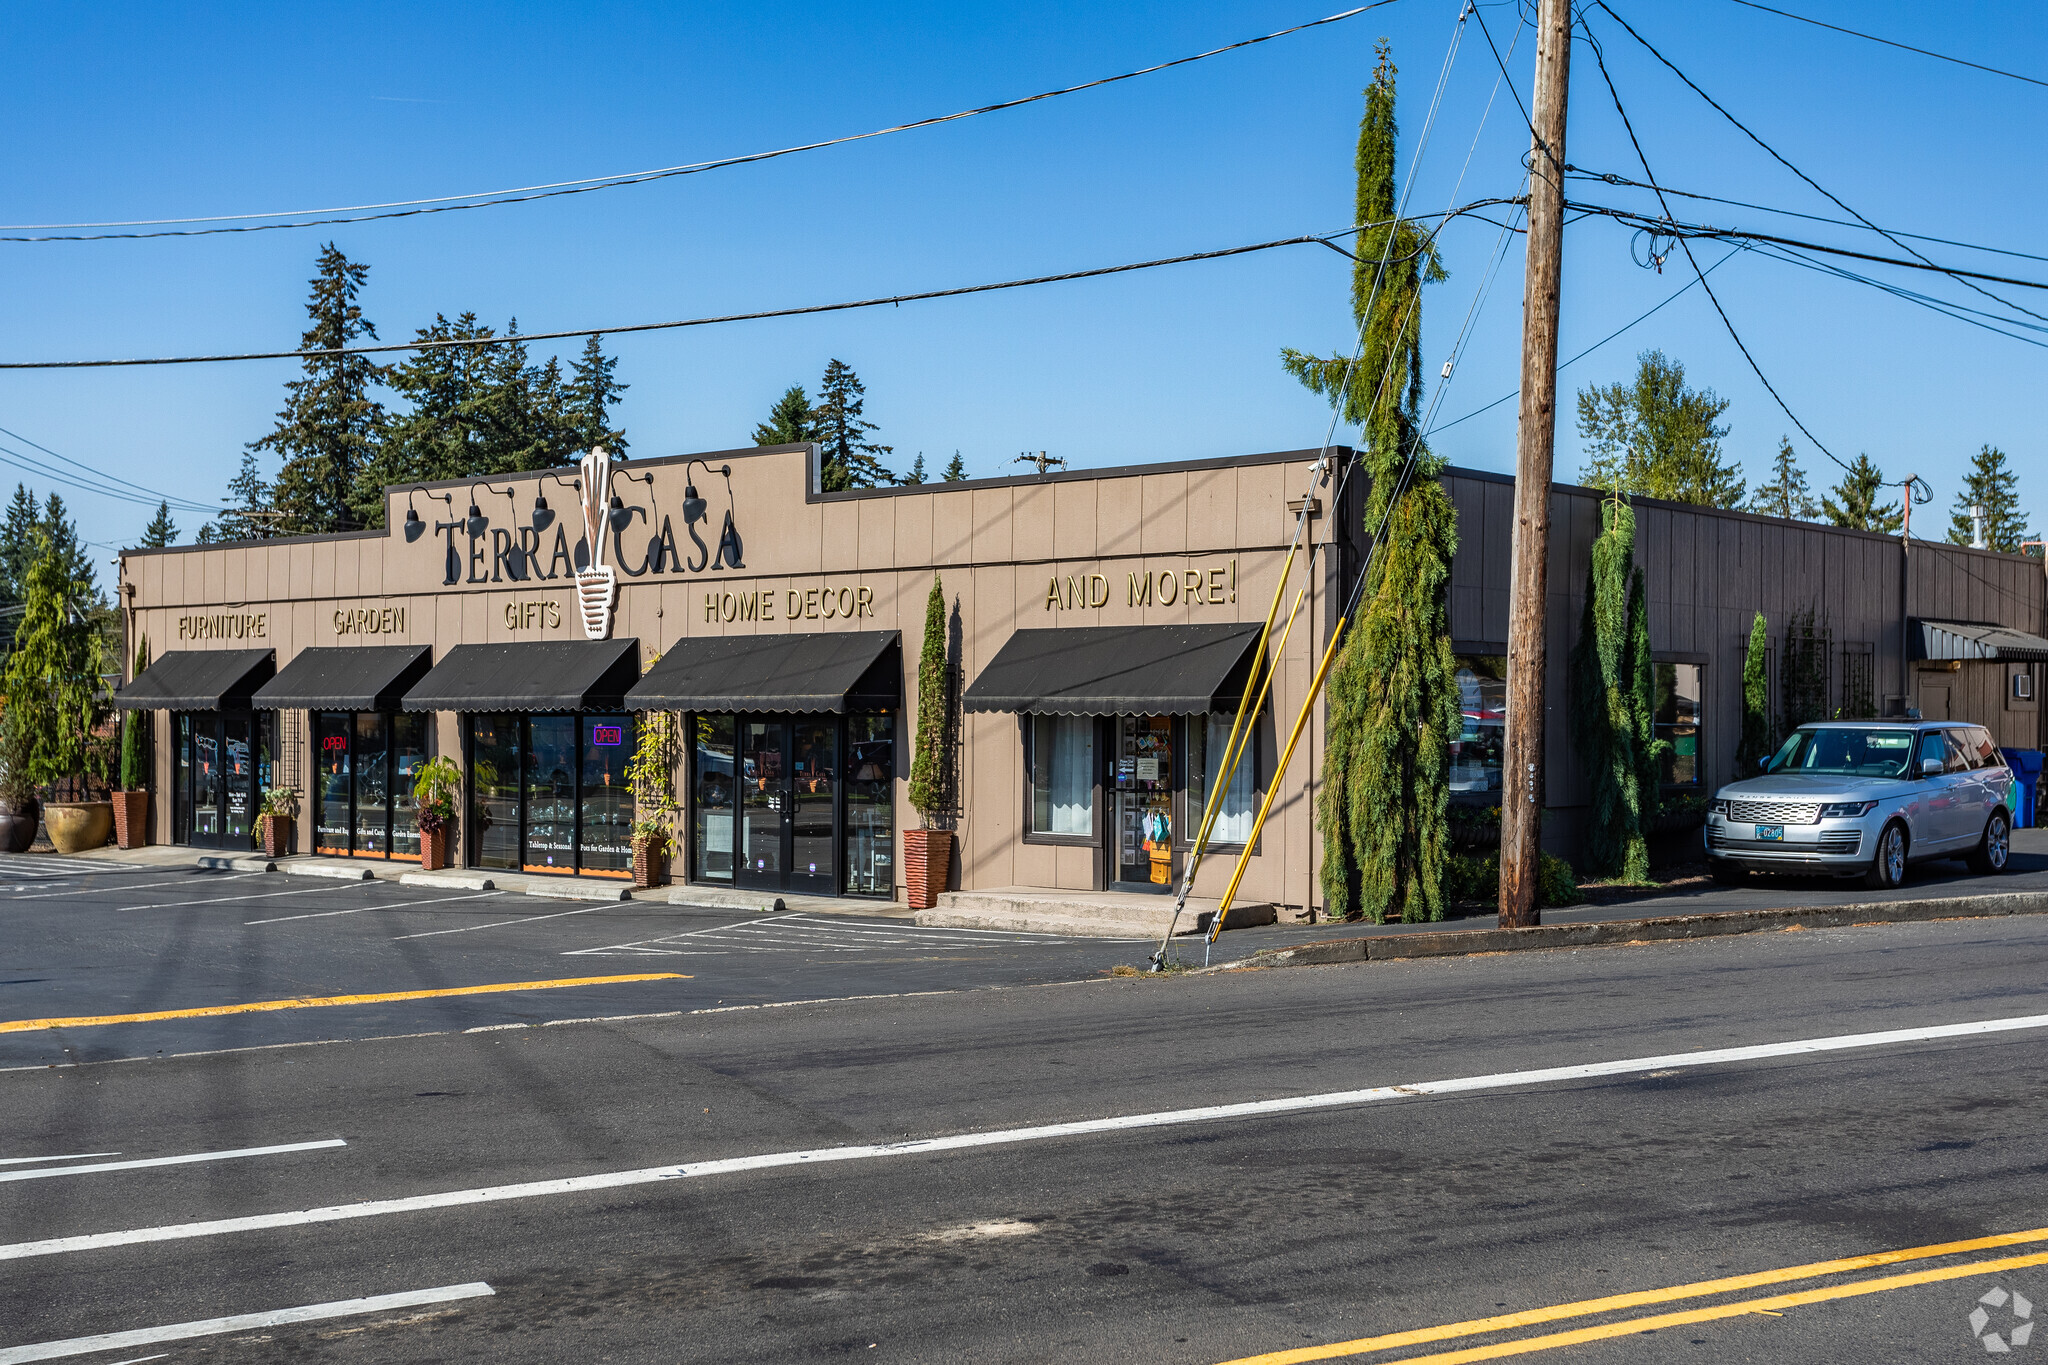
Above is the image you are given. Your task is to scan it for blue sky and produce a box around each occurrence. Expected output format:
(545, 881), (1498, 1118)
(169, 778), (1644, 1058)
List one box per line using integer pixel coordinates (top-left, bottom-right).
(3, 2), (2044, 570)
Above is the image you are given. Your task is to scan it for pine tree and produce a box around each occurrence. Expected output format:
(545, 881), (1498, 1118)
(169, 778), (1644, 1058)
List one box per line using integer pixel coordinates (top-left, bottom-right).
(255, 244), (388, 534)
(0, 485), (41, 608)
(940, 451), (968, 482)
(1746, 437), (1817, 521)
(206, 451), (276, 543)
(1292, 42), (1458, 924)
(1947, 444), (2032, 551)
(899, 453), (928, 486)
(1576, 351), (1744, 507)
(37, 494), (102, 609)
(813, 359), (894, 490)
(1567, 497), (1663, 881)
(140, 501), (177, 548)
(1820, 453), (1904, 533)
(753, 385), (821, 448)
(564, 334), (629, 456)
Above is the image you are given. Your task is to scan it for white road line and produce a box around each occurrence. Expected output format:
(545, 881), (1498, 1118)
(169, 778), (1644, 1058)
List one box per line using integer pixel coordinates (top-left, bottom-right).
(0, 1153), (119, 1167)
(12, 1010), (2048, 1262)
(247, 890), (504, 925)
(8, 875), (259, 902)
(0, 1283), (494, 1363)
(117, 886), (342, 913)
(0, 1139), (345, 1184)
(390, 903), (606, 941)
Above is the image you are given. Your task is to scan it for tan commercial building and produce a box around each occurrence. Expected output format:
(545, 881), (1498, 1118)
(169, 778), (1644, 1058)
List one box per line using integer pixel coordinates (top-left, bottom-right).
(116, 444), (1343, 910)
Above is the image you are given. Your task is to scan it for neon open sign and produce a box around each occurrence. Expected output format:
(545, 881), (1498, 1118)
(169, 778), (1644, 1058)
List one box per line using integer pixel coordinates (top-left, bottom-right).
(322, 736), (347, 752)
(591, 725), (624, 747)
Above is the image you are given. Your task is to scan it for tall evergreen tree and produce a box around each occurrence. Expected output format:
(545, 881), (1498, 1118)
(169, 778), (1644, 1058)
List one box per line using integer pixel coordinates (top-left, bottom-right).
(753, 385), (821, 448)
(564, 334), (629, 456)
(254, 244), (388, 534)
(36, 494), (101, 609)
(140, 501), (178, 548)
(899, 453), (928, 486)
(813, 359), (894, 490)
(1820, 453), (1904, 533)
(205, 451), (276, 543)
(1734, 611), (1775, 773)
(1288, 42), (1458, 924)
(1946, 444), (2032, 551)
(1576, 350), (1744, 507)
(0, 485), (43, 608)
(2, 530), (108, 791)
(940, 451), (968, 482)
(1567, 497), (1664, 882)
(1746, 437), (1817, 521)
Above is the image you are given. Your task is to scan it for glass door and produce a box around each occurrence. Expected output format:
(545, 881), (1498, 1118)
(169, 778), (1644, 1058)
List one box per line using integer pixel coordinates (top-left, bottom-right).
(524, 715), (578, 873)
(470, 713), (521, 871)
(579, 714), (634, 877)
(315, 713), (351, 854)
(391, 713), (429, 859)
(353, 713), (390, 855)
(1114, 715), (1176, 889)
(843, 715), (895, 897)
(737, 719), (788, 890)
(789, 718), (838, 896)
(191, 716), (222, 844)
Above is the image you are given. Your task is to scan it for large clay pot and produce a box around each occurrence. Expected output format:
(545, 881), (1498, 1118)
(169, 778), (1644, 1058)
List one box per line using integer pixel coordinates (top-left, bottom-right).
(0, 798), (39, 854)
(261, 814), (294, 859)
(903, 828), (952, 910)
(632, 836), (670, 890)
(419, 825), (449, 872)
(112, 791), (150, 850)
(45, 801), (113, 854)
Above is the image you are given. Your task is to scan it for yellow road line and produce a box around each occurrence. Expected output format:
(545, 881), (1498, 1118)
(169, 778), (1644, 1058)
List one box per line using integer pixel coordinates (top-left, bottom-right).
(1215, 1225), (2048, 1365)
(1361, 1249), (2048, 1365)
(0, 975), (691, 1033)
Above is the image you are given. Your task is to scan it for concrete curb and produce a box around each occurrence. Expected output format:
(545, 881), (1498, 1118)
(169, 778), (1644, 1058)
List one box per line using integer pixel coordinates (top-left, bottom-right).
(283, 862), (375, 881)
(1205, 890), (2048, 971)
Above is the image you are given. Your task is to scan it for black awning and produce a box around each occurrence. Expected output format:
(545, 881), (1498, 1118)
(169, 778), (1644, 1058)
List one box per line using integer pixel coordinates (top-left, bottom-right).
(115, 649), (276, 711)
(401, 639), (641, 712)
(1915, 618), (2048, 662)
(963, 623), (1265, 716)
(251, 645), (435, 712)
(625, 631), (900, 713)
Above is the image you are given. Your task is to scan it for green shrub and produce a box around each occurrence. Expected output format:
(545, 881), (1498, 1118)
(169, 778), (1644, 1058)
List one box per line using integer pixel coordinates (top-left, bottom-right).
(1442, 850), (1583, 908)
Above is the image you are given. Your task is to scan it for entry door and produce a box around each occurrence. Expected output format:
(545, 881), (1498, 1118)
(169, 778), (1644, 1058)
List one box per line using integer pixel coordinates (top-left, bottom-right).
(737, 720), (789, 890)
(735, 717), (840, 896)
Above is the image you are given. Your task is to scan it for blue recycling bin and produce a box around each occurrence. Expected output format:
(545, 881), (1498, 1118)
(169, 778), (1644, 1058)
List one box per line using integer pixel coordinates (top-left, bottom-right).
(2001, 748), (2042, 828)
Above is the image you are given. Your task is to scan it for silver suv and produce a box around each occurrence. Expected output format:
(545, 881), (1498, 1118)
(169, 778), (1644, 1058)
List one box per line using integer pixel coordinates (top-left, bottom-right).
(1706, 721), (2014, 889)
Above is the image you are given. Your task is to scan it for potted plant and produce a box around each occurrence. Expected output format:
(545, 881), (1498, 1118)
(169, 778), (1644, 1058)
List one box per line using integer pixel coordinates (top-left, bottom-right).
(0, 707), (39, 854)
(626, 701), (678, 889)
(5, 532), (112, 853)
(904, 573), (954, 909)
(259, 786), (299, 858)
(112, 636), (151, 849)
(413, 755), (460, 871)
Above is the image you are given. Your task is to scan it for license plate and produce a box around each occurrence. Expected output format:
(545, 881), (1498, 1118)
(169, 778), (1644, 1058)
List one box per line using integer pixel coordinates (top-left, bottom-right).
(1756, 824), (1784, 841)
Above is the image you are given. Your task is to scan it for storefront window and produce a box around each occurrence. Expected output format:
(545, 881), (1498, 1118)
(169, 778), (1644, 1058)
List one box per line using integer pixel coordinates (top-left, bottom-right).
(471, 713), (521, 871)
(1187, 715), (1257, 845)
(354, 713), (389, 853)
(223, 714), (255, 846)
(693, 714), (736, 883)
(1029, 714), (1094, 836)
(579, 713), (634, 876)
(1656, 663), (1704, 786)
(525, 715), (578, 872)
(1114, 715), (1174, 885)
(844, 714), (895, 896)
(1451, 657), (1507, 797)
(391, 713), (429, 858)
(315, 714), (350, 853)
(174, 714), (193, 844)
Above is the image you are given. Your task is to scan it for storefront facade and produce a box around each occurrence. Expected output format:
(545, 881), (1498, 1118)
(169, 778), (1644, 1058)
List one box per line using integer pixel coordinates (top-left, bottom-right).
(117, 443), (2048, 906)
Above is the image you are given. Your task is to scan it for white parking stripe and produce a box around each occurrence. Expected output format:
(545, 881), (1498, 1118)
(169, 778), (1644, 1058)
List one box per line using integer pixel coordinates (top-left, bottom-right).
(391, 903), (606, 941)
(13, 1009), (2048, 1263)
(247, 890), (504, 925)
(117, 886), (341, 912)
(0, 1153), (119, 1167)
(0, 1139), (344, 1184)
(6, 875), (258, 902)
(0, 1283), (494, 1363)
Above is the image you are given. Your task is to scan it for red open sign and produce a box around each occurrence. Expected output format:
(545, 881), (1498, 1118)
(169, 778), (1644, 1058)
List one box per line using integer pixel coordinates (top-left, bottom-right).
(322, 736), (347, 752)
(591, 725), (623, 747)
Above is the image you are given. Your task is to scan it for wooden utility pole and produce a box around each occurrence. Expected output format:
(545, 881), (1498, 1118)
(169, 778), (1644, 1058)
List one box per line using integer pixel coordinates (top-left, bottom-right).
(1498, 0), (1573, 929)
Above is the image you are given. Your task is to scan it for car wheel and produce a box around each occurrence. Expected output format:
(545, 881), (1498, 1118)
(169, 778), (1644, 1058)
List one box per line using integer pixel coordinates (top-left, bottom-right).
(1862, 821), (1909, 890)
(1968, 811), (2012, 875)
(1709, 858), (1747, 885)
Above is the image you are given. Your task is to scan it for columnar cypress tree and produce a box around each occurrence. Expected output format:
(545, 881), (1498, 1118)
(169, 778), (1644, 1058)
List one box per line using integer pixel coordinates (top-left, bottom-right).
(1286, 42), (1456, 923)
(907, 574), (948, 820)
(1567, 497), (1662, 881)
(1735, 611), (1775, 773)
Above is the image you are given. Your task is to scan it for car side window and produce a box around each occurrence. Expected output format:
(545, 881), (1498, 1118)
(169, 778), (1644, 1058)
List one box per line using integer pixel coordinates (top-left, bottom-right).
(1943, 732), (1975, 774)
(1968, 727), (1999, 769)
(1918, 733), (1947, 774)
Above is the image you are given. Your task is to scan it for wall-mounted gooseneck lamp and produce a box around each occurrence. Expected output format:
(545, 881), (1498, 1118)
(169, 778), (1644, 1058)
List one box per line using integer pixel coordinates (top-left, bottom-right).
(467, 481), (515, 538)
(530, 470), (580, 535)
(681, 460), (733, 525)
(402, 487), (454, 542)
(614, 468), (655, 534)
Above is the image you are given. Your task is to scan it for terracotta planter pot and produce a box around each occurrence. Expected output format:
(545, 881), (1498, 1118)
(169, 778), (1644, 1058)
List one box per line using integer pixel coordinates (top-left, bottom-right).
(419, 825), (450, 872)
(260, 813), (294, 859)
(903, 827), (953, 910)
(112, 791), (150, 850)
(632, 837), (671, 890)
(45, 801), (113, 854)
(0, 798), (39, 854)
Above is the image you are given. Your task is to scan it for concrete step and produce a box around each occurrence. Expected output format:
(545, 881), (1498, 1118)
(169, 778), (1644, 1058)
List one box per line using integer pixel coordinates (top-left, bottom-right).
(920, 888), (1275, 939)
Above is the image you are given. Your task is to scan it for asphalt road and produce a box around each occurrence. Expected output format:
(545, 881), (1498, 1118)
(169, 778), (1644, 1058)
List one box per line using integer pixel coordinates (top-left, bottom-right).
(7, 862), (2048, 1364)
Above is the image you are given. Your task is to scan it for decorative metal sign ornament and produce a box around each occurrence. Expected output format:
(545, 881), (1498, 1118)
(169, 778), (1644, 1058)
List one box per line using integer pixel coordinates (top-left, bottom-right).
(575, 446), (618, 639)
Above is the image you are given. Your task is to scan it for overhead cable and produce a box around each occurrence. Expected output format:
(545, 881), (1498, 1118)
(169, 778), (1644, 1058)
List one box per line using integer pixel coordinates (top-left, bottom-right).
(0, 421), (219, 513)
(2, 3), (1400, 243)
(0, 204), (1522, 371)
(1716, 0), (2048, 92)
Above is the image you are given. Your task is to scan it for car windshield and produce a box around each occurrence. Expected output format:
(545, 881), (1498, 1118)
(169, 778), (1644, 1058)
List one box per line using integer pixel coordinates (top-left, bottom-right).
(1768, 727), (1916, 779)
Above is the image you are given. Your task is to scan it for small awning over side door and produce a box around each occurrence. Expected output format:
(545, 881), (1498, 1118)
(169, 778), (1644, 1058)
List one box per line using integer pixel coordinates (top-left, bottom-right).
(962, 623), (1265, 715)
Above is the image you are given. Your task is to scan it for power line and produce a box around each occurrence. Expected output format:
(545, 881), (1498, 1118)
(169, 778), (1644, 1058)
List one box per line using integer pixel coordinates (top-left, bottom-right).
(2, 3), (1400, 243)
(0, 421), (219, 512)
(1715, 0), (2048, 92)
(0, 205), (1522, 370)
